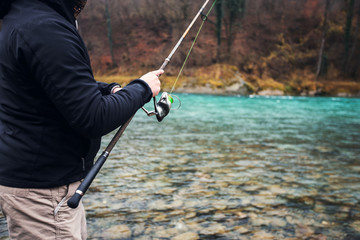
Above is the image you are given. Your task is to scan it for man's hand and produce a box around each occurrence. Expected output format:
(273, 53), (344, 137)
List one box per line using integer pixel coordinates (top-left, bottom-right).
(140, 69), (163, 97)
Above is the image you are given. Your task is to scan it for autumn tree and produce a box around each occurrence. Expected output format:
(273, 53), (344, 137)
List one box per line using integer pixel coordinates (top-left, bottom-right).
(224, 0), (246, 59)
(104, 0), (117, 68)
(215, 0), (224, 62)
(316, 0), (331, 79)
(343, 0), (355, 75)
(346, 3), (360, 79)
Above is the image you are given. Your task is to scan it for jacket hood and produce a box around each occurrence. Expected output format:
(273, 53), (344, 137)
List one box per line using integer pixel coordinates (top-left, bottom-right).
(0, 0), (14, 19)
(0, 0), (87, 20)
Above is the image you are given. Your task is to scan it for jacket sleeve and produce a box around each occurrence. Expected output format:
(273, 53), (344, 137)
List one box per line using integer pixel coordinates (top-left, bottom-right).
(14, 20), (152, 138)
(97, 81), (120, 95)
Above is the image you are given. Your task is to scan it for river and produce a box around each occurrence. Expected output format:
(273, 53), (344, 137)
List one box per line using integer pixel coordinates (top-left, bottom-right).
(1, 94), (360, 239)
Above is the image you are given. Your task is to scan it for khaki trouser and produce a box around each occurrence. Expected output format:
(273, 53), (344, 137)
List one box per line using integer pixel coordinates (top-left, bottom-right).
(0, 181), (87, 240)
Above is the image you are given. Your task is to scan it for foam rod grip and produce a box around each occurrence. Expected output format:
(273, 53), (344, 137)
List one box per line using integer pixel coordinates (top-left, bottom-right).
(67, 192), (82, 209)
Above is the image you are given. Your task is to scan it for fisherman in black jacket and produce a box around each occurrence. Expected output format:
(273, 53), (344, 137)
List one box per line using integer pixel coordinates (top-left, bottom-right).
(0, 0), (162, 239)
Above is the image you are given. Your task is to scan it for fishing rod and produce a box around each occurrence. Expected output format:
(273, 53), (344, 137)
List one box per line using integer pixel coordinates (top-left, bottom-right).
(141, 0), (210, 121)
(67, 0), (215, 209)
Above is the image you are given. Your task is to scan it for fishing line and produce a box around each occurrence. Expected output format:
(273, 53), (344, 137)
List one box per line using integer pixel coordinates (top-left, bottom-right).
(170, 94), (181, 110)
(169, 0), (218, 95)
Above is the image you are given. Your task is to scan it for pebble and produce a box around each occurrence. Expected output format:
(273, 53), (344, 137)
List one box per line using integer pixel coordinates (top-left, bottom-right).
(271, 217), (287, 227)
(169, 209), (186, 216)
(236, 212), (248, 219)
(171, 232), (200, 240)
(153, 213), (169, 222)
(350, 220), (360, 232)
(133, 223), (145, 236)
(252, 230), (276, 239)
(268, 185), (287, 194)
(133, 236), (151, 240)
(234, 225), (251, 234)
(185, 212), (197, 219)
(199, 223), (227, 235)
(102, 225), (132, 239)
(157, 187), (177, 195)
(155, 228), (179, 238)
(169, 200), (184, 208)
(213, 212), (227, 220)
(295, 224), (314, 237)
(148, 199), (168, 211)
(175, 220), (189, 232)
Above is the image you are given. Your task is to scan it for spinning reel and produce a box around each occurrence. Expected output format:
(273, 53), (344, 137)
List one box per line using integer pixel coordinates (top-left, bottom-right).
(142, 92), (174, 122)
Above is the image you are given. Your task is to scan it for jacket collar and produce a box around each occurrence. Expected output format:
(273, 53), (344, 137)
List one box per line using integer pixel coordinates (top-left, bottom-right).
(38, 0), (76, 24)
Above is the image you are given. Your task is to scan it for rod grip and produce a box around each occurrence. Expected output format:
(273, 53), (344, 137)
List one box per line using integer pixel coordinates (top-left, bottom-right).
(67, 191), (83, 208)
(67, 153), (109, 208)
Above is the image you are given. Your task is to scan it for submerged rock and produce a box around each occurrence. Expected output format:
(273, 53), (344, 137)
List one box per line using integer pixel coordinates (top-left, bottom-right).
(133, 223), (145, 237)
(252, 230), (276, 239)
(171, 232), (200, 240)
(199, 223), (227, 235)
(103, 225), (132, 239)
(295, 224), (315, 238)
(234, 225), (251, 234)
(350, 220), (360, 232)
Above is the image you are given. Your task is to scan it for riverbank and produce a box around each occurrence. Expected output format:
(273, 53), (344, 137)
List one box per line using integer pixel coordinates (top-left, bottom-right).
(96, 64), (360, 97)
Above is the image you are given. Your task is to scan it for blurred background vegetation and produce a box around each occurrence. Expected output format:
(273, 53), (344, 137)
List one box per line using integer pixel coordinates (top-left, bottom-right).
(2, 0), (359, 96)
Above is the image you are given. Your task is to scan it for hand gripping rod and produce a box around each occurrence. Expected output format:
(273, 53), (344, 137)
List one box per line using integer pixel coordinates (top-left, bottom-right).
(67, 0), (211, 209)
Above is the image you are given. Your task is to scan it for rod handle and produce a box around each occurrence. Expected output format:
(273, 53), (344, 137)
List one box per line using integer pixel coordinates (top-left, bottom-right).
(67, 152), (109, 208)
(67, 191), (83, 208)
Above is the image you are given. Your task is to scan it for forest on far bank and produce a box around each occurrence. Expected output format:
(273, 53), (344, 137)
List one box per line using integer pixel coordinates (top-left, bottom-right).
(1, 0), (360, 96)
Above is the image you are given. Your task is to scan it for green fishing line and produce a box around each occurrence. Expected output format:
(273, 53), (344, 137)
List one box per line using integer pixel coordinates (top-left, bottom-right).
(169, 0), (218, 94)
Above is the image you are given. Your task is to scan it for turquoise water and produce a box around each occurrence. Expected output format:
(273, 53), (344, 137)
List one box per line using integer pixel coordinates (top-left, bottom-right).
(1, 94), (360, 239)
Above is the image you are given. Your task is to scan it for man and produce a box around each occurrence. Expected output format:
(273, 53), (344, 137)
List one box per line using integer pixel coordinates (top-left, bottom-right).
(0, 0), (161, 239)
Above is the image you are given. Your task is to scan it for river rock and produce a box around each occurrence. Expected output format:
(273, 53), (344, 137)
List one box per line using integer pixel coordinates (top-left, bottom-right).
(213, 212), (227, 220)
(157, 187), (177, 195)
(153, 213), (169, 222)
(268, 185), (287, 194)
(169, 200), (184, 208)
(252, 230), (276, 239)
(133, 223), (145, 236)
(234, 225), (251, 234)
(133, 236), (151, 240)
(185, 211), (197, 219)
(186, 222), (203, 232)
(171, 232), (200, 240)
(148, 199), (168, 211)
(175, 220), (189, 232)
(236, 211), (248, 219)
(155, 228), (179, 238)
(270, 217), (287, 227)
(257, 89), (284, 96)
(350, 220), (360, 232)
(169, 209), (186, 216)
(103, 225), (132, 239)
(295, 224), (314, 237)
(200, 223), (227, 235)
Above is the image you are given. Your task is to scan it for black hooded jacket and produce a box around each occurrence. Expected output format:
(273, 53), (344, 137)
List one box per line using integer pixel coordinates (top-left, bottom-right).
(0, 0), (152, 188)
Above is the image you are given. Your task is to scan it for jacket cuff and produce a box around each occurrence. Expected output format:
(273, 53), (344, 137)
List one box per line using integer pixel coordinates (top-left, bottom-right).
(121, 79), (153, 103)
(107, 83), (121, 95)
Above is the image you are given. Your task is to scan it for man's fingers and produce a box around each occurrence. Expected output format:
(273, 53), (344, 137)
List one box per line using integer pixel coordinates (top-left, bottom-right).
(153, 69), (164, 77)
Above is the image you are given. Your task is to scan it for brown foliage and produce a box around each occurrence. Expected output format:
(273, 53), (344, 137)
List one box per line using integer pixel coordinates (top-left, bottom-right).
(78, 0), (360, 84)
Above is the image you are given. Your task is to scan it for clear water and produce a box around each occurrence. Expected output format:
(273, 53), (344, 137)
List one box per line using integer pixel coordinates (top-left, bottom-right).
(1, 94), (360, 239)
